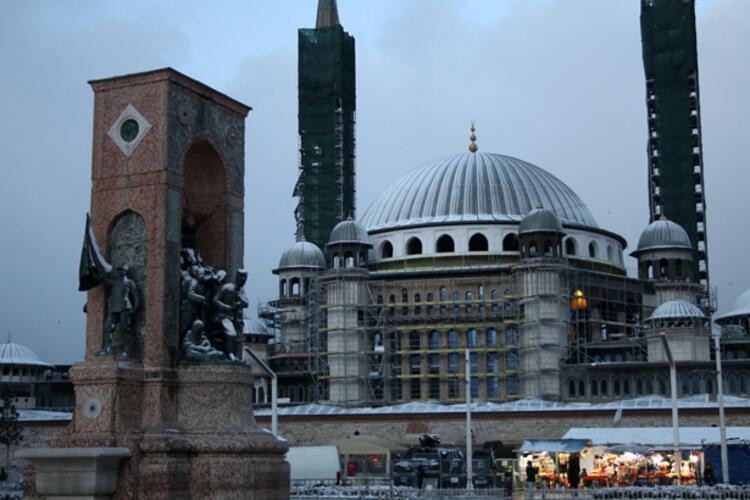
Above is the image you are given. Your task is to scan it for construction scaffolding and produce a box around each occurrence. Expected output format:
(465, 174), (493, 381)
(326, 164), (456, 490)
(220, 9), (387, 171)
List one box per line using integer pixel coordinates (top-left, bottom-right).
(295, 23), (356, 254)
(640, 0), (710, 290)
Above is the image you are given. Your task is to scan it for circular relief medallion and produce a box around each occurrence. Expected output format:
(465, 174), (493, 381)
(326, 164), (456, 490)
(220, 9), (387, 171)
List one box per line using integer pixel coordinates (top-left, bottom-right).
(177, 104), (190, 125)
(83, 397), (103, 420)
(119, 118), (140, 142)
(226, 125), (239, 146)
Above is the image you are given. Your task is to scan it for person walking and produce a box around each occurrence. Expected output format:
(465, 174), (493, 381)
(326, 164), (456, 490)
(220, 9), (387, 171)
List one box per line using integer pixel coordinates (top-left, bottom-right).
(526, 460), (539, 499)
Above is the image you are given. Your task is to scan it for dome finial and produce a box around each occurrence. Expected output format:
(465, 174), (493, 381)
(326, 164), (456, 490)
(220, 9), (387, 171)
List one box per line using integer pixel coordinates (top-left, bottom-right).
(469, 122), (478, 153)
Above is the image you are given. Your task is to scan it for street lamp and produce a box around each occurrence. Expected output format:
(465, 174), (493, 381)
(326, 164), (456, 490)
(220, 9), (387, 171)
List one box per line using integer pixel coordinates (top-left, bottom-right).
(660, 333), (680, 484)
(712, 329), (729, 483)
(465, 348), (474, 490)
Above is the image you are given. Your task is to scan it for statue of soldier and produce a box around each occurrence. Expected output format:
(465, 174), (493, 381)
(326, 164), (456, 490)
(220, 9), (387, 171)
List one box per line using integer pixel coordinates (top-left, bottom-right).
(180, 264), (207, 337)
(102, 264), (139, 357)
(211, 269), (248, 359)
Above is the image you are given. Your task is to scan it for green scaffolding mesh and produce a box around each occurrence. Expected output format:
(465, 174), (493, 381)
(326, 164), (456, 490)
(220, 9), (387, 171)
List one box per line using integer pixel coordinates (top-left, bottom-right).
(295, 25), (356, 255)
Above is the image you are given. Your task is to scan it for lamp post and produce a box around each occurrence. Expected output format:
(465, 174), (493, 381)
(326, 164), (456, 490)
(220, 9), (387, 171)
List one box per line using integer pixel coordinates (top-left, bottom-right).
(713, 330), (729, 483)
(660, 333), (680, 484)
(465, 347), (474, 490)
(243, 347), (278, 437)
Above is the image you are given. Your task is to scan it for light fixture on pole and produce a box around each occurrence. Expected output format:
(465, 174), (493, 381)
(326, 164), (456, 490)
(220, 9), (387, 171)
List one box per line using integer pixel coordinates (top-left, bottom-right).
(713, 328), (729, 483)
(465, 347), (473, 490)
(660, 333), (681, 484)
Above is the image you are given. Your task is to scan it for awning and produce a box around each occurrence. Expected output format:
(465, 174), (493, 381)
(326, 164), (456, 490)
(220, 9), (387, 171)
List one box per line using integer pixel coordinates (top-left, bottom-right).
(519, 439), (591, 453)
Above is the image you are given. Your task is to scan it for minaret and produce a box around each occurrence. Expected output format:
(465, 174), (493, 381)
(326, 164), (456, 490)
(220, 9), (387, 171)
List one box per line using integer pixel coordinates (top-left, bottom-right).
(295, 0), (356, 255)
(640, 0), (709, 292)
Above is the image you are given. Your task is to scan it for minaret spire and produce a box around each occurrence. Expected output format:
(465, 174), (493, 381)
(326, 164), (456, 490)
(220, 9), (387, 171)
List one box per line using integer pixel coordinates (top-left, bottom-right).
(316, 0), (341, 28)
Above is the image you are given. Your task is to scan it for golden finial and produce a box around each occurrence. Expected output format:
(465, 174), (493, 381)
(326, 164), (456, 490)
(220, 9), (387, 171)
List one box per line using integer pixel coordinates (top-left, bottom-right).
(469, 122), (478, 153)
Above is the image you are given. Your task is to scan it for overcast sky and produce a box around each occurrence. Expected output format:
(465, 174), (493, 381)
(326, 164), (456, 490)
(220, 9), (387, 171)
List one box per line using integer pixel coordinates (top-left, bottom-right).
(1, 1), (748, 364)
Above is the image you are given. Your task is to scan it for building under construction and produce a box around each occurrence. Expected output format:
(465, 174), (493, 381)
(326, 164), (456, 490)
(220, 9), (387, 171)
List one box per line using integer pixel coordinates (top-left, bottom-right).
(294, 0), (356, 253)
(640, 0), (710, 291)
(265, 146), (749, 408)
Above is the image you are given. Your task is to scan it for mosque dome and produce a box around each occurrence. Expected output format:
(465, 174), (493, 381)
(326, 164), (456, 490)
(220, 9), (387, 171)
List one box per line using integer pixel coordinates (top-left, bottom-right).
(360, 151), (597, 233)
(519, 207), (564, 235)
(276, 239), (326, 270)
(648, 299), (705, 322)
(0, 341), (53, 368)
(715, 288), (750, 322)
(328, 218), (371, 247)
(635, 218), (692, 253)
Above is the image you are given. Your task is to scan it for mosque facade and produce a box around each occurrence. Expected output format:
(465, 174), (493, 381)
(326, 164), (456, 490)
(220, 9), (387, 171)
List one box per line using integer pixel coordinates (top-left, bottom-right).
(258, 0), (750, 408)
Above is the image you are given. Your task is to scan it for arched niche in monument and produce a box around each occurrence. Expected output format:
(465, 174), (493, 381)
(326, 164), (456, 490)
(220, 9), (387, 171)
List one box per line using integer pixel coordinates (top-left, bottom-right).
(106, 210), (147, 359)
(182, 138), (228, 271)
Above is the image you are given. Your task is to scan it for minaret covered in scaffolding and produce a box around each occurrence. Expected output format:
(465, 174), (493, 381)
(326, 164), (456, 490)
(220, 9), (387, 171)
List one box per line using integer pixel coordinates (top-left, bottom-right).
(295, 0), (356, 254)
(640, 0), (709, 293)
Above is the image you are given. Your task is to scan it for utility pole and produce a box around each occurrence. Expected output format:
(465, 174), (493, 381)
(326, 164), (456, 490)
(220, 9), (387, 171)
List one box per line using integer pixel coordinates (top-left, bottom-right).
(660, 333), (680, 484)
(465, 348), (473, 490)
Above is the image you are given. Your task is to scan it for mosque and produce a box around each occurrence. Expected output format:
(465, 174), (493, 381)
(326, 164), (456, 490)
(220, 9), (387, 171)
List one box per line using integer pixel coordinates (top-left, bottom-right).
(258, 0), (750, 409)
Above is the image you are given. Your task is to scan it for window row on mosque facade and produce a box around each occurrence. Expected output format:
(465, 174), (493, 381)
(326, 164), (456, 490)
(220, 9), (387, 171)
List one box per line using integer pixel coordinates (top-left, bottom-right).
(375, 230), (624, 266)
(376, 287), (522, 319)
(385, 373), (522, 402)
(566, 372), (750, 400)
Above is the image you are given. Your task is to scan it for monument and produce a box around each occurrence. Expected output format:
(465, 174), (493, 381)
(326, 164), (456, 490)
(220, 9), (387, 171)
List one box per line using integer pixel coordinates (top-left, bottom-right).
(18, 68), (289, 499)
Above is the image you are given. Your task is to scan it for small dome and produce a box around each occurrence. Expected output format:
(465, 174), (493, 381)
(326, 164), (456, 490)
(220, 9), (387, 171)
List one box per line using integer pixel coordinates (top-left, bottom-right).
(648, 300), (705, 322)
(277, 240), (326, 270)
(715, 288), (750, 322)
(244, 318), (272, 336)
(635, 218), (692, 252)
(328, 218), (372, 247)
(0, 342), (53, 367)
(519, 207), (564, 235)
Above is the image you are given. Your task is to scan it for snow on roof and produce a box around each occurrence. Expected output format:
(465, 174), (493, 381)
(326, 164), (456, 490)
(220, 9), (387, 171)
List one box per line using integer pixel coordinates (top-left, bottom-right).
(255, 395), (750, 418)
(0, 342), (53, 368)
(18, 409), (71, 422)
(563, 426), (750, 448)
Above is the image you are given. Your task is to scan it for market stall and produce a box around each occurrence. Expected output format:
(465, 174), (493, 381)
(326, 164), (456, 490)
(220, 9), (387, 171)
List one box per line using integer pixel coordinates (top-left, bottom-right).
(517, 439), (591, 489)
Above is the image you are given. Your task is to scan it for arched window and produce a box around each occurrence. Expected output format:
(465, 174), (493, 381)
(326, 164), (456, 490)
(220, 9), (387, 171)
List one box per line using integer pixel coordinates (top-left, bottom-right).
(409, 331), (420, 350)
(600, 379), (608, 396)
(381, 241), (393, 258)
(607, 245), (614, 262)
(502, 233), (519, 251)
(478, 285), (485, 313)
(491, 289), (498, 312)
(406, 237), (423, 255)
(453, 291), (460, 314)
(469, 233), (489, 251)
(280, 279), (288, 298)
(440, 287), (447, 314)
(429, 330), (440, 350)
(543, 240), (554, 256)
(436, 234), (455, 253)
(591, 379), (598, 396)
(291, 278), (301, 296)
(426, 292), (434, 314)
(467, 329), (478, 348)
(565, 237), (577, 256)
(588, 241), (598, 258)
(579, 380), (585, 396)
(569, 379), (576, 397)
(465, 291), (473, 313)
(675, 259), (684, 278)
(528, 240), (538, 256)
(448, 329), (459, 349)
(448, 353), (459, 373)
(659, 258), (669, 277)
(414, 293), (422, 314)
(402, 288), (409, 315)
(388, 294), (396, 315)
(486, 328), (497, 347)
(613, 379), (621, 395)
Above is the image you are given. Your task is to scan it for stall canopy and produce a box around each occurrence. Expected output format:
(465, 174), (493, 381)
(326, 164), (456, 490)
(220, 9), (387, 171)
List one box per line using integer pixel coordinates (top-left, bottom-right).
(519, 439), (591, 453)
(563, 427), (750, 449)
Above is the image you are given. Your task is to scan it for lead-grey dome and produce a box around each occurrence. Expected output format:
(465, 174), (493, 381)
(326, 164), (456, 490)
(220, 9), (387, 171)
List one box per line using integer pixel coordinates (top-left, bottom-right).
(0, 341), (53, 367)
(519, 207), (564, 235)
(636, 218), (692, 252)
(328, 218), (372, 247)
(648, 300), (705, 322)
(360, 152), (597, 232)
(277, 240), (326, 270)
(715, 288), (750, 322)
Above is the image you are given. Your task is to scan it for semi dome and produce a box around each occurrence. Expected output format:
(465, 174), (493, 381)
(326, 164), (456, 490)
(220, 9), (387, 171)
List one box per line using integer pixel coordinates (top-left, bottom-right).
(519, 207), (564, 235)
(360, 151), (597, 232)
(715, 288), (750, 322)
(277, 240), (326, 270)
(328, 218), (371, 247)
(635, 218), (692, 252)
(0, 341), (53, 367)
(648, 300), (705, 322)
